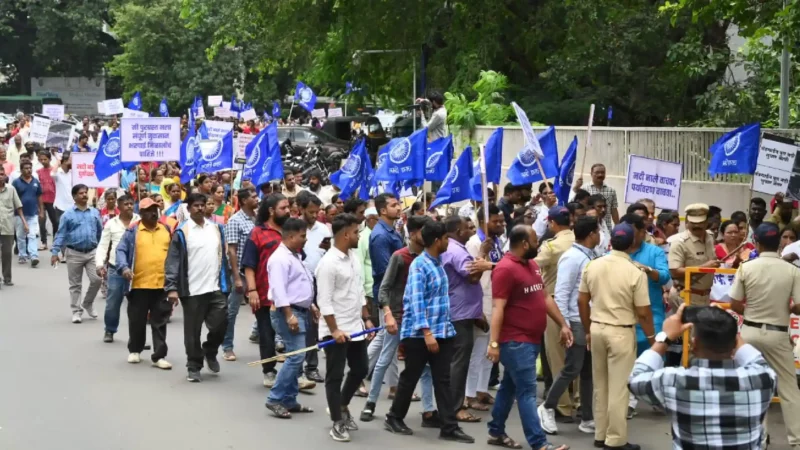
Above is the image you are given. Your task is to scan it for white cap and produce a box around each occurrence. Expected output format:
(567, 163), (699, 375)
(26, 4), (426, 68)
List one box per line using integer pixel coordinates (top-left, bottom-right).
(365, 207), (378, 216)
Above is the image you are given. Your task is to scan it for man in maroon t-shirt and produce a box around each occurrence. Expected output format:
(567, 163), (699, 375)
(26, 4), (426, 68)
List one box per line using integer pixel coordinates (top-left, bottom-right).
(486, 225), (572, 450)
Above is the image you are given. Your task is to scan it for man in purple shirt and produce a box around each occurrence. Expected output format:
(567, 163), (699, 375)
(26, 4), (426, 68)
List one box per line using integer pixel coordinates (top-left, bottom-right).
(441, 215), (491, 423)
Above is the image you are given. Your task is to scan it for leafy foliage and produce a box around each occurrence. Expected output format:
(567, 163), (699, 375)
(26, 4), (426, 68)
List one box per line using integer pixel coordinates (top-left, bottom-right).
(445, 70), (515, 144)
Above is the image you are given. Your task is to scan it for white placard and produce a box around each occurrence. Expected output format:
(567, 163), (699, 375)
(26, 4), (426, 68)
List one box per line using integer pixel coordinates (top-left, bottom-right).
(221, 101), (231, 110)
(120, 117), (181, 162)
(42, 104), (65, 121)
(191, 107), (205, 119)
(311, 108), (327, 118)
(203, 120), (234, 141)
(208, 95), (223, 107)
(752, 134), (799, 196)
(213, 107), (231, 118)
(237, 133), (255, 161)
(328, 107), (343, 118)
(71, 152), (120, 188)
(122, 108), (149, 119)
(240, 109), (257, 121)
(45, 121), (75, 149)
(102, 99), (125, 116)
(29, 115), (51, 145)
(97, 101), (105, 115)
(624, 155), (683, 211)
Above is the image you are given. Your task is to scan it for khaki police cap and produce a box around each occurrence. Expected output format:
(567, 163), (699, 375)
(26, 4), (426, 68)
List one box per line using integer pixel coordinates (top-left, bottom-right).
(684, 203), (709, 223)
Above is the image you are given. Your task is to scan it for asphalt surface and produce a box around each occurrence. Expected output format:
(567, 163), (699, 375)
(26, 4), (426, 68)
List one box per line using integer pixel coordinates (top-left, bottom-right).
(0, 262), (792, 450)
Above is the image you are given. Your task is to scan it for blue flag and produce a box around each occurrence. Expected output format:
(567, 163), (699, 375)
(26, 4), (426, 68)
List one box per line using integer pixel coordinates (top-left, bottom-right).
(93, 130), (123, 181)
(255, 121), (284, 186)
(506, 125), (559, 185)
(375, 128), (427, 183)
(484, 127), (503, 184)
(345, 81), (353, 95)
(430, 147), (474, 209)
(294, 82), (317, 113)
(469, 159), (483, 202)
(263, 111), (271, 122)
(331, 139), (370, 201)
(159, 98), (169, 117)
(424, 135), (454, 182)
(127, 92), (142, 111)
(180, 123), (198, 184)
(243, 125), (270, 183)
(708, 123), (761, 176)
(195, 131), (234, 174)
(553, 137), (578, 206)
(359, 159), (375, 201)
(272, 101), (281, 118)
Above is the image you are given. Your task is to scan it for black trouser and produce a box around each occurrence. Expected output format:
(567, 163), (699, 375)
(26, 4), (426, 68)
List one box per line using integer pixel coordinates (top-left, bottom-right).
(490, 362), (500, 386)
(39, 202), (58, 245)
(388, 337), (458, 434)
(0, 235), (12, 283)
(127, 288), (171, 361)
(255, 306), (277, 374)
(450, 319), (475, 414)
(180, 291), (228, 371)
(541, 337), (553, 393)
(323, 338), (369, 422)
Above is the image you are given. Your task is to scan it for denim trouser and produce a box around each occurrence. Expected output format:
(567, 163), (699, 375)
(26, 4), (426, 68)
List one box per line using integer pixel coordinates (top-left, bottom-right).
(368, 314), (435, 412)
(222, 287), (242, 352)
(489, 341), (549, 450)
(103, 270), (127, 333)
(14, 216), (39, 259)
(267, 308), (307, 409)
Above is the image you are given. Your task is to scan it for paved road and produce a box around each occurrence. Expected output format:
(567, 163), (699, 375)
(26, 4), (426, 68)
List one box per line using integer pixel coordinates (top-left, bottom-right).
(0, 263), (792, 449)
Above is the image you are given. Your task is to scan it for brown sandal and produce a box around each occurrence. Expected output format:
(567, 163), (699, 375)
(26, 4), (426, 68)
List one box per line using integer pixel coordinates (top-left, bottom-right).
(456, 410), (481, 422)
(466, 397), (490, 411)
(487, 434), (522, 449)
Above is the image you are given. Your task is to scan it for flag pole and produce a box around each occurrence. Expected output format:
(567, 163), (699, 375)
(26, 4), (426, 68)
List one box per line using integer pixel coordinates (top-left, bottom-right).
(344, 98), (348, 117)
(577, 104), (595, 188)
(479, 145), (490, 236)
(288, 99), (295, 122)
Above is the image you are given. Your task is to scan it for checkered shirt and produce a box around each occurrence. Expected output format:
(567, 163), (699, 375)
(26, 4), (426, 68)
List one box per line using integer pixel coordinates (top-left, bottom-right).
(628, 344), (776, 449)
(400, 251), (456, 340)
(224, 210), (255, 271)
(586, 184), (618, 230)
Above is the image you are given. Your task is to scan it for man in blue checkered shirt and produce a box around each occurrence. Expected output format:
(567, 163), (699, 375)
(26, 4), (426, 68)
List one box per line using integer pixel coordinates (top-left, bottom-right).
(629, 304), (776, 450)
(384, 220), (473, 444)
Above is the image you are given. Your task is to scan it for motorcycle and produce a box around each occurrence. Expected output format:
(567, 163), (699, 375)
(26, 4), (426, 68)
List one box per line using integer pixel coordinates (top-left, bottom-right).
(281, 139), (344, 185)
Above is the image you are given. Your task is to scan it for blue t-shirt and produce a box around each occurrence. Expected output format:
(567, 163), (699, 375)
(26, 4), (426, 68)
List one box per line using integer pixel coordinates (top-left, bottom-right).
(12, 177), (42, 217)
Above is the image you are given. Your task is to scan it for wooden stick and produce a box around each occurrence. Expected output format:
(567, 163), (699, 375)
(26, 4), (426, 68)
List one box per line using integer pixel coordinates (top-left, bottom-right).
(720, 241), (748, 262)
(479, 144), (489, 237)
(577, 104), (595, 186)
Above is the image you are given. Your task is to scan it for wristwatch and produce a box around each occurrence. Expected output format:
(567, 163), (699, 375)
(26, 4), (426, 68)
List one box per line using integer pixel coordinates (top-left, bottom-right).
(655, 331), (673, 346)
(489, 341), (499, 349)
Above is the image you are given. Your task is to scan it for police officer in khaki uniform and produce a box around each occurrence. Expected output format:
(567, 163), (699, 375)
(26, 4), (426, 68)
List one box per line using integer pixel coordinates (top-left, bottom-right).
(578, 223), (655, 450)
(729, 222), (800, 449)
(668, 203), (718, 308)
(535, 206), (576, 418)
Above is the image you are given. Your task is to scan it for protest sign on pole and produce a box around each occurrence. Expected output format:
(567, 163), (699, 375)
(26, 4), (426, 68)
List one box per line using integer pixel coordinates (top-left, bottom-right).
(207, 95), (223, 107)
(328, 107), (343, 118)
(120, 117), (181, 162)
(71, 152), (120, 188)
(203, 120), (234, 141)
(755, 133), (799, 198)
(236, 133), (255, 164)
(122, 108), (149, 119)
(213, 107), (231, 119)
(29, 115), (51, 145)
(102, 99), (125, 116)
(240, 109), (257, 121)
(624, 155), (683, 211)
(311, 108), (327, 119)
(42, 104), (65, 121)
(45, 121), (75, 149)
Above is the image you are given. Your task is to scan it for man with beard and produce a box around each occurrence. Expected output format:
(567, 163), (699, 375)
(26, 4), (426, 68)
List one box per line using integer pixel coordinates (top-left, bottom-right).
(283, 169), (302, 198)
(747, 197), (767, 243)
(304, 169), (336, 207)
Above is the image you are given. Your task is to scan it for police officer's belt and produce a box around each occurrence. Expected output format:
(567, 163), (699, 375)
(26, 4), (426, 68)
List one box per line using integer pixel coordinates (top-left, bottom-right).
(742, 320), (789, 333)
(594, 321), (633, 328)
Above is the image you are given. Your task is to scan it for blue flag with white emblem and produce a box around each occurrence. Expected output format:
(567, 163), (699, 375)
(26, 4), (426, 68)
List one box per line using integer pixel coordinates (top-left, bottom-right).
(708, 123), (761, 176)
(195, 131), (233, 174)
(484, 127), (503, 184)
(93, 130), (124, 181)
(255, 121), (284, 186)
(506, 125), (559, 185)
(179, 117), (198, 184)
(553, 136), (578, 206)
(294, 82), (317, 113)
(331, 139), (370, 201)
(243, 125), (270, 183)
(430, 147), (474, 209)
(127, 92), (142, 111)
(159, 98), (169, 117)
(375, 128), (427, 183)
(469, 159), (483, 201)
(272, 101), (281, 118)
(359, 159), (375, 201)
(424, 134), (454, 182)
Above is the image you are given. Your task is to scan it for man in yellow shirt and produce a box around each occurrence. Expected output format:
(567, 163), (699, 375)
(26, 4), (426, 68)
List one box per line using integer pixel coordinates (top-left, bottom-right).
(115, 198), (173, 370)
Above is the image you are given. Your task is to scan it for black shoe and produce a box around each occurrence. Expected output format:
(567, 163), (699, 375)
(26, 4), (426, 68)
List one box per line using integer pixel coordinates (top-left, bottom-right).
(421, 410), (443, 428)
(384, 415), (413, 435)
(187, 370), (202, 382)
(555, 410), (574, 423)
(440, 428), (475, 443)
(103, 332), (113, 343)
(594, 440), (605, 448)
(206, 355), (221, 373)
(604, 444), (641, 450)
(306, 369), (324, 383)
(31, 258), (39, 268)
(3, 281), (12, 286)
(360, 402), (376, 422)
(249, 331), (259, 343)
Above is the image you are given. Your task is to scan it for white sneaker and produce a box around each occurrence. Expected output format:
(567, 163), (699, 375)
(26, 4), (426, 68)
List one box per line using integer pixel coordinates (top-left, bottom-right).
(71, 313), (82, 324)
(263, 372), (276, 388)
(579, 420), (595, 434)
(127, 353), (141, 364)
(298, 374), (316, 390)
(538, 404), (558, 435)
(152, 358), (172, 370)
(83, 305), (98, 319)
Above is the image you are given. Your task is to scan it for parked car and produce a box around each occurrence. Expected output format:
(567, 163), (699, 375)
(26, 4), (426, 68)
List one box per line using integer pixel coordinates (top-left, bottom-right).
(321, 116), (389, 164)
(391, 116), (422, 138)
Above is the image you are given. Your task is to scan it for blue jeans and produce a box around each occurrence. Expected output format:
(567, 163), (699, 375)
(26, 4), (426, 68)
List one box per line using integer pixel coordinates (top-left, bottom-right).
(103, 271), (126, 333)
(489, 341), (548, 450)
(267, 308), (307, 409)
(14, 216), (39, 260)
(222, 288), (242, 352)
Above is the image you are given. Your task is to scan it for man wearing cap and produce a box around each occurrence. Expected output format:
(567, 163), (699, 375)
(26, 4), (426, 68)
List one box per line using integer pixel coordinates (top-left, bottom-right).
(729, 222), (800, 448)
(534, 205), (576, 419)
(668, 203), (718, 309)
(358, 206), (378, 323)
(578, 223), (655, 450)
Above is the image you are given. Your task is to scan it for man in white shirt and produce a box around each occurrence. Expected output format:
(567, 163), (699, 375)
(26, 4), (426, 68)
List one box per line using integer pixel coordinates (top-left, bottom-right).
(419, 91), (448, 142)
(165, 193), (230, 383)
(316, 213), (373, 442)
(53, 156), (74, 218)
(587, 194), (611, 256)
(96, 194), (139, 343)
(304, 169), (337, 207)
